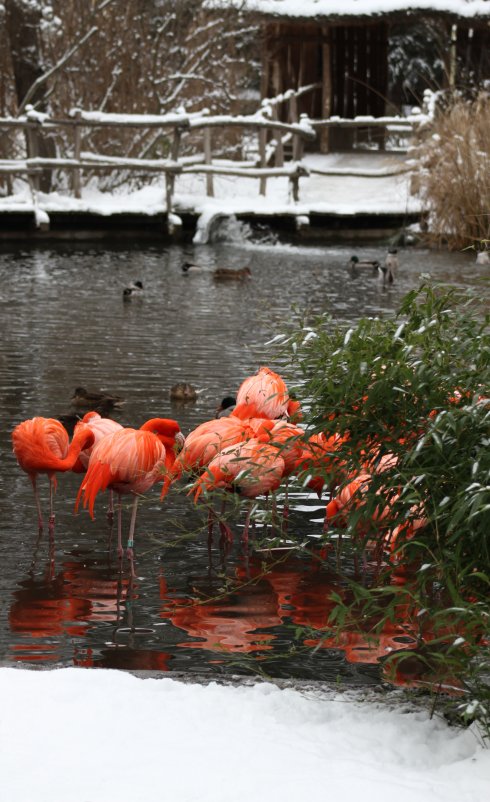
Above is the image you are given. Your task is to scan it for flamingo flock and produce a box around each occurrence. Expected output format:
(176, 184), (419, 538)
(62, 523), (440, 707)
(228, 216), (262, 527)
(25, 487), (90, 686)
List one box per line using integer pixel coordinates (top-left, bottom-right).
(11, 365), (420, 576)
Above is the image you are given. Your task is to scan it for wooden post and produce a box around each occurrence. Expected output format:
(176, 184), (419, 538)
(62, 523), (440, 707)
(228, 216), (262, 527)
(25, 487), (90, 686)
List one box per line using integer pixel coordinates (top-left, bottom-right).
(26, 125), (40, 192)
(259, 127), (267, 196)
(449, 24), (458, 88)
(72, 108), (82, 199)
(166, 125), (181, 219)
(290, 165), (300, 203)
(165, 170), (173, 218)
(203, 127), (214, 197)
(272, 105), (284, 167)
(321, 25), (332, 153)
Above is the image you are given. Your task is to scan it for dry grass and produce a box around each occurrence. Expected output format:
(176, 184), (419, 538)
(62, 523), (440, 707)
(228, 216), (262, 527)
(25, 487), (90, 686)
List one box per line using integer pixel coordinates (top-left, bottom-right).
(413, 94), (490, 250)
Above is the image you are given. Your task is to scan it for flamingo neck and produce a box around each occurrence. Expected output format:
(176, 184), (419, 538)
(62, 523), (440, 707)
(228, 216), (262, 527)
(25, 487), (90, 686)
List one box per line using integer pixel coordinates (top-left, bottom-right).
(59, 427), (95, 470)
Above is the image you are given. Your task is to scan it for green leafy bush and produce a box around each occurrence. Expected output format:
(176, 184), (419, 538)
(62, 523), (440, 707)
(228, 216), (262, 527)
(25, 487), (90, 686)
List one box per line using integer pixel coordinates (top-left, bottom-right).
(285, 282), (490, 735)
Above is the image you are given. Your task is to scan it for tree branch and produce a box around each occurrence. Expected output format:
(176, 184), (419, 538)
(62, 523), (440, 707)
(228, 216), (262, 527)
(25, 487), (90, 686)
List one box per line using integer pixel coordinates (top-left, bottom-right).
(18, 25), (100, 115)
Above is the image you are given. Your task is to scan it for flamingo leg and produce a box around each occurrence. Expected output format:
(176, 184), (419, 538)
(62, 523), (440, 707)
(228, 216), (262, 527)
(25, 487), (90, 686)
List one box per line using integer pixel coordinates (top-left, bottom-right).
(282, 478), (289, 534)
(218, 498), (233, 546)
(117, 495), (124, 560)
(207, 506), (215, 546)
(107, 489), (114, 523)
(47, 527), (55, 581)
(271, 493), (278, 530)
(30, 475), (44, 531)
(126, 496), (139, 578)
(242, 502), (253, 546)
(48, 477), (56, 531)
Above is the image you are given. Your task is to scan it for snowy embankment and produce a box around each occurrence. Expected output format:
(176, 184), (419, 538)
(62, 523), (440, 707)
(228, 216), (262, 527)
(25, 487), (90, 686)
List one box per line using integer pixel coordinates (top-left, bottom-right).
(0, 152), (423, 241)
(1, 668), (488, 802)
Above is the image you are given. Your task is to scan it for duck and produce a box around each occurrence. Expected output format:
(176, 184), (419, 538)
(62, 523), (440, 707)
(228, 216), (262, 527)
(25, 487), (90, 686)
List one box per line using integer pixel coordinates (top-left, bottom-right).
(213, 266), (252, 281)
(215, 396), (236, 418)
(123, 280), (143, 300)
(170, 382), (198, 401)
(182, 262), (202, 275)
(349, 255), (380, 270)
(70, 387), (125, 410)
(380, 248), (398, 285)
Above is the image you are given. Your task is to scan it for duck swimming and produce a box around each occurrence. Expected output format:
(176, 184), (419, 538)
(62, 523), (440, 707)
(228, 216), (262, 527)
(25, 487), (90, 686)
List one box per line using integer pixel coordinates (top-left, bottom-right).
(170, 382), (198, 401)
(215, 396), (236, 418)
(380, 248), (398, 285)
(123, 280), (143, 299)
(71, 387), (125, 410)
(349, 256), (380, 270)
(182, 262), (202, 274)
(213, 266), (252, 281)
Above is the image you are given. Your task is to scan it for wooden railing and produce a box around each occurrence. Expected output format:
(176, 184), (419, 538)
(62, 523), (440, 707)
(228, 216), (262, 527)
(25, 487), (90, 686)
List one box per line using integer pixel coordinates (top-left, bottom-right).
(0, 91), (425, 227)
(0, 106), (315, 217)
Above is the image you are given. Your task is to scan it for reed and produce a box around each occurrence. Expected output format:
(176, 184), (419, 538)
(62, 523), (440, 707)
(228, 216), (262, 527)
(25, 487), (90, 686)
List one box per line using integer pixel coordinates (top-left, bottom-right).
(413, 93), (490, 250)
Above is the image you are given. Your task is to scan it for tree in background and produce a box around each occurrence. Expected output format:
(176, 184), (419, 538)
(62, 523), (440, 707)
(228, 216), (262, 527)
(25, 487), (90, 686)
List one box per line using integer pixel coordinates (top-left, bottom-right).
(0, 0), (260, 189)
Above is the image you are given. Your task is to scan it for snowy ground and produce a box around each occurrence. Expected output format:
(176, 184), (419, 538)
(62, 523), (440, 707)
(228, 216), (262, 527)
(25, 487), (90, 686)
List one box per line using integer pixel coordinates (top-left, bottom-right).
(0, 152), (423, 235)
(1, 668), (488, 802)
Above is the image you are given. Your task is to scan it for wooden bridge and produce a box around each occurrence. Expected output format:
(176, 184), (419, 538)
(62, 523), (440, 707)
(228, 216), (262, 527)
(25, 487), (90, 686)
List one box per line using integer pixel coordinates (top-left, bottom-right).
(0, 85), (427, 239)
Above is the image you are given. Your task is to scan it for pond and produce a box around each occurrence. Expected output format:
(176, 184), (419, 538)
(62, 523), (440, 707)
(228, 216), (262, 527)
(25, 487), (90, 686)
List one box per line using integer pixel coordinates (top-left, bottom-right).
(0, 233), (486, 682)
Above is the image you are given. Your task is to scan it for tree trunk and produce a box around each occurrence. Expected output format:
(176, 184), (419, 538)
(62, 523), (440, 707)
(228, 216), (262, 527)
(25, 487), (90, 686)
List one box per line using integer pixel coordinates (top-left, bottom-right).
(4, 0), (56, 191)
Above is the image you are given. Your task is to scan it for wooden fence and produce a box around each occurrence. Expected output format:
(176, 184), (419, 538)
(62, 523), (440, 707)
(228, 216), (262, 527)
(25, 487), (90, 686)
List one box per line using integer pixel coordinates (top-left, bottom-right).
(0, 89), (424, 224)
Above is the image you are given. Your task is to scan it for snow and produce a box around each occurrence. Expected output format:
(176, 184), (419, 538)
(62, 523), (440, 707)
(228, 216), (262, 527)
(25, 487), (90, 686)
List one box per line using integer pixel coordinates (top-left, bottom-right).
(208, 1), (490, 20)
(0, 152), (423, 243)
(0, 668), (489, 802)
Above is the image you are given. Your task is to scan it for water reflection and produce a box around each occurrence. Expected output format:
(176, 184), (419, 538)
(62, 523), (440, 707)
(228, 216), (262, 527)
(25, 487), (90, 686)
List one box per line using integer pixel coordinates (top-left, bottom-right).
(1, 241), (487, 681)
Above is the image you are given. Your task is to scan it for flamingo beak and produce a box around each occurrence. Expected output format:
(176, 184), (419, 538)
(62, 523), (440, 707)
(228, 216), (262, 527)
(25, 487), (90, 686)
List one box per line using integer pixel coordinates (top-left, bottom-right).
(175, 432), (185, 452)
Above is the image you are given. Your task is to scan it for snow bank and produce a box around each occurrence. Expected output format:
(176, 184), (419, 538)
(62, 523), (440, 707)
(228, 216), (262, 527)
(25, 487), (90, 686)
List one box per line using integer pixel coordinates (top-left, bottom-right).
(0, 668), (488, 802)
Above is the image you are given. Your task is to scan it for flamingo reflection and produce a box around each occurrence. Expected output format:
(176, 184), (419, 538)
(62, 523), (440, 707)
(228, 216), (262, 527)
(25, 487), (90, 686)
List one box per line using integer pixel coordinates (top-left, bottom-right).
(9, 548), (131, 664)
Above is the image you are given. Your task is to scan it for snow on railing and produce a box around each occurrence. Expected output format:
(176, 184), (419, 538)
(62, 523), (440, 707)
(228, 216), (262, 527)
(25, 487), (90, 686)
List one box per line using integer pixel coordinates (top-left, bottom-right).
(0, 104), (317, 213)
(0, 98), (425, 220)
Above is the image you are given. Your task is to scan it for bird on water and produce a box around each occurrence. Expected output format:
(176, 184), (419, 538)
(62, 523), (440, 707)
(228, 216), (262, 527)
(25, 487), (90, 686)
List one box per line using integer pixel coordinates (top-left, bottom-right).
(12, 417), (95, 532)
(123, 280), (143, 299)
(70, 387), (125, 411)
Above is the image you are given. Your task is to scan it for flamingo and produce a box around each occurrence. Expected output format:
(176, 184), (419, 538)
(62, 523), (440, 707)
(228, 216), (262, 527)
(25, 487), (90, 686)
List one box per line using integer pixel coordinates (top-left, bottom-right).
(235, 366), (297, 420)
(171, 415), (259, 481)
(72, 411), (124, 518)
(294, 431), (347, 498)
(173, 412), (278, 543)
(12, 417), (95, 532)
(75, 418), (183, 575)
(266, 420), (305, 526)
(192, 438), (285, 544)
(73, 411), (124, 471)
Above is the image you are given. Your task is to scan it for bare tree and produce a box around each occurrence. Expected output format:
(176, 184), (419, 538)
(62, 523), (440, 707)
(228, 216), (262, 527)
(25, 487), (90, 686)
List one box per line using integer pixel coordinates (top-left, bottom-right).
(0, 0), (260, 190)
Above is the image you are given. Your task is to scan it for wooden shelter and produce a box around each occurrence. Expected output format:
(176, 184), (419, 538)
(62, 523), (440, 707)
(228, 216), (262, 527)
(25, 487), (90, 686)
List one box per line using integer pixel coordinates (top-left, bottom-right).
(215, 1), (490, 150)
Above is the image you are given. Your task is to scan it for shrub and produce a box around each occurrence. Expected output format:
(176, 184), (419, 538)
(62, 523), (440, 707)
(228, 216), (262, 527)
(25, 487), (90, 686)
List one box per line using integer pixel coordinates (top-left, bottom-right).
(283, 282), (490, 735)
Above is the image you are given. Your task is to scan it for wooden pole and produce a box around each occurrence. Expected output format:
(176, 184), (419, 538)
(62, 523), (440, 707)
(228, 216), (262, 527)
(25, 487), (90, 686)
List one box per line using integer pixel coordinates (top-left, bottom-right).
(321, 25), (332, 154)
(272, 105), (284, 167)
(26, 127), (40, 192)
(203, 127), (214, 197)
(258, 128), (267, 196)
(165, 125), (181, 220)
(72, 108), (82, 198)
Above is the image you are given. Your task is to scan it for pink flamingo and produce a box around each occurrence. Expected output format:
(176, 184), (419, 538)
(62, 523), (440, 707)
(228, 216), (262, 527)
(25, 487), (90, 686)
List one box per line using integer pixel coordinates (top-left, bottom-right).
(192, 438), (285, 544)
(235, 366), (300, 420)
(72, 411), (124, 518)
(75, 418), (183, 574)
(12, 417), (95, 532)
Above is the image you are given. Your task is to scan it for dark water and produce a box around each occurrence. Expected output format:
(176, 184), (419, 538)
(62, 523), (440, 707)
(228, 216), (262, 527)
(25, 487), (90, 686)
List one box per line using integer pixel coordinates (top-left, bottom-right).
(0, 236), (486, 681)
